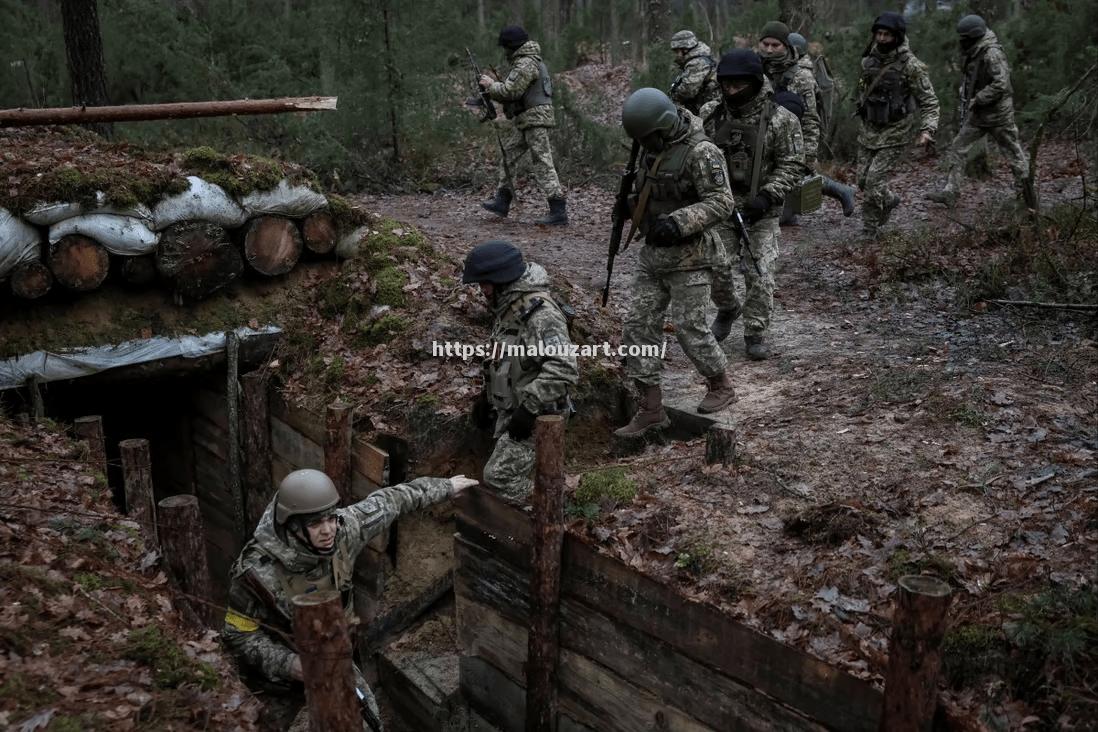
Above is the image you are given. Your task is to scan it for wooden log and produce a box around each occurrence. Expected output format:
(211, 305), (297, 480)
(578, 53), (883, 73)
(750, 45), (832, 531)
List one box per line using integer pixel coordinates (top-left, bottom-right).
(705, 424), (735, 465)
(27, 376), (44, 423)
(10, 261), (53, 299)
(244, 215), (303, 276)
(120, 253), (158, 286)
(226, 331), (246, 541)
(73, 415), (107, 479)
(292, 591), (361, 732)
(241, 369), (272, 531)
(302, 211), (337, 254)
(0, 96), (338, 127)
(158, 494), (215, 627)
(48, 235), (109, 291)
(156, 221), (242, 301)
(527, 416), (565, 732)
(325, 401), (353, 505)
(879, 575), (952, 732)
(119, 438), (156, 541)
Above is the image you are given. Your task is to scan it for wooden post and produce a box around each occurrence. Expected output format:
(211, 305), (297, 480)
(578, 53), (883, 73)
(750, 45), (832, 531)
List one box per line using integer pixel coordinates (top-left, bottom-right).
(27, 376), (44, 423)
(0, 95), (339, 127)
(879, 575), (953, 732)
(526, 414), (565, 732)
(157, 494), (214, 627)
(705, 424), (736, 466)
(73, 415), (106, 479)
(292, 591), (361, 731)
(119, 438), (156, 542)
(241, 369), (272, 530)
(226, 331), (246, 541)
(325, 401), (353, 505)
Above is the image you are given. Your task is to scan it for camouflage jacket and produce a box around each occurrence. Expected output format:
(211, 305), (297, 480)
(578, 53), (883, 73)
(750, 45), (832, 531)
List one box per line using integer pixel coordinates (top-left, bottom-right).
(763, 51), (821, 162)
(485, 40), (555, 130)
(670, 41), (720, 115)
(486, 262), (578, 432)
(632, 110), (734, 272)
(961, 30), (1016, 128)
(856, 39), (939, 149)
(701, 79), (805, 218)
(221, 477), (453, 682)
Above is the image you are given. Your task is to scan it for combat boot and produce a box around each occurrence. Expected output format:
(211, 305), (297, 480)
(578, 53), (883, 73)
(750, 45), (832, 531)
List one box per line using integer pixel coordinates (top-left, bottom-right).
(880, 192), (901, 226)
(745, 334), (769, 361)
(697, 370), (736, 414)
(481, 188), (513, 217)
(925, 190), (958, 207)
(614, 382), (670, 437)
(535, 196), (568, 226)
(823, 177), (856, 217)
(710, 302), (742, 343)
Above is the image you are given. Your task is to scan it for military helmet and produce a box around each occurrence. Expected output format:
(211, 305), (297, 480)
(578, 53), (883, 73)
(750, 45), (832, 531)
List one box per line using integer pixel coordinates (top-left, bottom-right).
(788, 32), (808, 55)
(275, 469), (340, 525)
(872, 11), (907, 38)
(956, 15), (987, 39)
(621, 88), (679, 141)
(670, 30), (699, 50)
(462, 240), (525, 284)
(716, 49), (764, 81)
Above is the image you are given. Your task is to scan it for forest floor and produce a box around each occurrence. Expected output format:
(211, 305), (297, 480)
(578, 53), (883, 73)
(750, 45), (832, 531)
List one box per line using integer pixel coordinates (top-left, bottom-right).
(362, 140), (1097, 728)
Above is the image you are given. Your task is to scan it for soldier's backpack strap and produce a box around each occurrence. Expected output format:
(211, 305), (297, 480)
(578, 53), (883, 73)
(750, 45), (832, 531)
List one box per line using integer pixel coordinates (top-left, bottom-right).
(240, 567), (296, 647)
(857, 57), (905, 110)
(748, 101), (774, 198)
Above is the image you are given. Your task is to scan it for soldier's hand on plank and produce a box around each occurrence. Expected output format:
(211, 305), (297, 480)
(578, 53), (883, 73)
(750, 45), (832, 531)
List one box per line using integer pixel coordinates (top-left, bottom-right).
(450, 475), (480, 495)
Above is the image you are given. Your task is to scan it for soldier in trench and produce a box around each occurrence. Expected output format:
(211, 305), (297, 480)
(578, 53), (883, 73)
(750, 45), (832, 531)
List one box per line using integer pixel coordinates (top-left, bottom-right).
(221, 467), (478, 729)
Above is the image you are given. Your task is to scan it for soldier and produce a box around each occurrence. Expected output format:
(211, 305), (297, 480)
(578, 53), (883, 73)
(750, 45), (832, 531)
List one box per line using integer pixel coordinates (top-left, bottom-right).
(479, 25), (567, 225)
(757, 22), (821, 170)
(788, 32), (838, 153)
(854, 12), (940, 239)
(702, 50), (804, 360)
(926, 15), (1034, 208)
(614, 88), (737, 437)
(222, 468), (478, 728)
(669, 30), (720, 115)
(464, 240), (578, 499)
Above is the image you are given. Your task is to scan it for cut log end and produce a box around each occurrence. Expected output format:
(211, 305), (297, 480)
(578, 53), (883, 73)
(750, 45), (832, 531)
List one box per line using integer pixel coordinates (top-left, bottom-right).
(302, 211), (337, 254)
(10, 261), (53, 299)
(48, 235), (109, 291)
(120, 254), (158, 286)
(158, 221), (242, 301)
(244, 216), (303, 275)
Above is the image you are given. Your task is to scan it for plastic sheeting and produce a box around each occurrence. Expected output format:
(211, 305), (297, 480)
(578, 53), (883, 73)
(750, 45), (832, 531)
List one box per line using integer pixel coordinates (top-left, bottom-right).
(49, 213), (160, 255)
(0, 326), (281, 390)
(0, 207), (43, 280)
(152, 176), (248, 231)
(25, 194), (153, 226)
(241, 179), (327, 218)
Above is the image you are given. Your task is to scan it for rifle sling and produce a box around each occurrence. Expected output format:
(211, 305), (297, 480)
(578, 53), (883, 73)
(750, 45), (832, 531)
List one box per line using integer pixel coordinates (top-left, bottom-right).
(624, 149), (667, 247)
(748, 102), (772, 198)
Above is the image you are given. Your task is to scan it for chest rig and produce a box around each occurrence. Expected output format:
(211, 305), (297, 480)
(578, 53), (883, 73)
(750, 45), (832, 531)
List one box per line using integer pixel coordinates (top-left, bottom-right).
(709, 102), (773, 197)
(632, 127), (707, 231)
(259, 529), (358, 627)
(859, 54), (912, 125)
(503, 61), (553, 118)
(487, 291), (557, 412)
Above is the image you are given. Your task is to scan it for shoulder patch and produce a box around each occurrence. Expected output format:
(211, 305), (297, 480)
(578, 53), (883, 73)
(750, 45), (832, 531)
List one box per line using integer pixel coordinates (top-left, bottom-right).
(225, 609), (259, 632)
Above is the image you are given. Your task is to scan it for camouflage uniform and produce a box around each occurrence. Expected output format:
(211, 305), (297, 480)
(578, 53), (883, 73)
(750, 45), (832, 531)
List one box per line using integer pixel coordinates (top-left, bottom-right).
(482, 262), (577, 498)
(763, 52), (821, 164)
(484, 40), (563, 199)
(623, 110), (734, 386)
(221, 477), (454, 724)
(940, 30), (1028, 198)
(702, 79), (805, 339)
(671, 41), (720, 115)
(856, 39), (939, 235)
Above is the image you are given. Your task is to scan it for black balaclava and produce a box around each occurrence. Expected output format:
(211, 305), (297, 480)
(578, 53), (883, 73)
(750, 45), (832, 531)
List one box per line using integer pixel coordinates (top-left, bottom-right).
(871, 12), (907, 54)
(717, 49), (765, 108)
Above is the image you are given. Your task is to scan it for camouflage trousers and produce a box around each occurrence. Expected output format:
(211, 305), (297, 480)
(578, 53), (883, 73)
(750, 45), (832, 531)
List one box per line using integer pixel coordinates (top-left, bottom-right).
(856, 144), (906, 234)
(484, 432), (536, 500)
(712, 217), (781, 337)
(497, 125), (564, 199)
(942, 121), (1029, 195)
(623, 259), (727, 386)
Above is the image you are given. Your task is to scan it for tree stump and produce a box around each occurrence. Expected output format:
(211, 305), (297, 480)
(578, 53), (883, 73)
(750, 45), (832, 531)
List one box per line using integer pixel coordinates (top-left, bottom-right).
(292, 591), (361, 731)
(120, 438), (156, 542)
(325, 401), (353, 505)
(73, 415), (107, 478)
(244, 215), (303, 275)
(158, 494), (215, 627)
(157, 220), (242, 301)
(48, 235), (109, 291)
(120, 254), (158, 286)
(705, 424), (736, 466)
(10, 261), (53, 299)
(302, 211), (337, 254)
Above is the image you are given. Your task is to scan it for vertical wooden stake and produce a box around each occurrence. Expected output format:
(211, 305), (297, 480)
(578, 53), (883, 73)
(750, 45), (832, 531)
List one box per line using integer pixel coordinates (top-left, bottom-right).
(526, 414), (565, 732)
(879, 575), (953, 732)
(705, 424), (736, 466)
(226, 331), (246, 540)
(28, 376), (45, 423)
(119, 438), (156, 543)
(292, 591), (361, 731)
(158, 494), (214, 627)
(325, 401), (353, 504)
(241, 369), (272, 530)
(73, 415), (106, 480)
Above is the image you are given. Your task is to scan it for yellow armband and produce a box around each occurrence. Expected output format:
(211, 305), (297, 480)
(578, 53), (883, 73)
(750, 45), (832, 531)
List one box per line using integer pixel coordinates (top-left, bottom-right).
(224, 609), (259, 632)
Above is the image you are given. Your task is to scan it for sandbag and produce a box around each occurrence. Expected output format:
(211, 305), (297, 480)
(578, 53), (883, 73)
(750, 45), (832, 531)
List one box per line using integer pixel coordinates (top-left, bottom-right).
(0, 208), (43, 279)
(49, 214), (159, 255)
(152, 176), (248, 231)
(24, 192), (154, 226)
(241, 179), (327, 218)
(335, 225), (371, 259)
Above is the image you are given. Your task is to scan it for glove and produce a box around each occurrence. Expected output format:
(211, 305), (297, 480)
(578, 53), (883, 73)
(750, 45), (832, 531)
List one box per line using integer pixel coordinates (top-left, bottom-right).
(645, 216), (682, 247)
(743, 193), (774, 223)
(470, 393), (494, 431)
(506, 404), (538, 441)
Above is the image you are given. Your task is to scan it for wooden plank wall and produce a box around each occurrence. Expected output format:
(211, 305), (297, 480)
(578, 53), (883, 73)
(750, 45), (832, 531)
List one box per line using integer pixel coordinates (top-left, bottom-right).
(454, 488), (884, 732)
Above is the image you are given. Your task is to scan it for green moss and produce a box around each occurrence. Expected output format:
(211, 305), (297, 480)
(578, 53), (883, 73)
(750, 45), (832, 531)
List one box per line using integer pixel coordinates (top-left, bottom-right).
(326, 193), (372, 229)
(353, 218), (434, 270)
(48, 715), (97, 732)
(123, 627), (218, 690)
(373, 266), (408, 307)
(887, 549), (959, 585)
(6, 165), (187, 215)
(75, 572), (105, 591)
(942, 624), (1008, 687)
(180, 146), (316, 197)
(674, 542), (715, 576)
(353, 313), (409, 347)
(575, 467), (636, 506)
(324, 356), (345, 387)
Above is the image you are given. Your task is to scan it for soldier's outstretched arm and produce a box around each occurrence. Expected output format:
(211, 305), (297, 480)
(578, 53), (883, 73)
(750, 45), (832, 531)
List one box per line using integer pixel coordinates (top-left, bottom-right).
(669, 141), (735, 236)
(907, 58), (940, 136)
(221, 579), (299, 683)
(342, 477), (460, 550)
(486, 57), (539, 102)
(971, 48), (1011, 107)
(761, 108), (806, 201)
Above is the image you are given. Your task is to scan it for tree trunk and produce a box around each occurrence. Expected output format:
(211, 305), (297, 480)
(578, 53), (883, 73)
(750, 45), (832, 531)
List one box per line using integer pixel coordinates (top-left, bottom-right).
(49, 235), (109, 291)
(380, 0), (401, 164)
(325, 401), (354, 505)
(244, 216), (303, 275)
(120, 254), (158, 286)
(778, 0), (817, 33)
(158, 494), (216, 626)
(302, 211), (337, 254)
(10, 261), (53, 299)
(705, 424), (736, 466)
(156, 221), (242, 301)
(0, 96), (338, 128)
(59, 0), (111, 138)
(120, 438), (156, 543)
(293, 592), (362, 731)
(241, 370), (272, 531)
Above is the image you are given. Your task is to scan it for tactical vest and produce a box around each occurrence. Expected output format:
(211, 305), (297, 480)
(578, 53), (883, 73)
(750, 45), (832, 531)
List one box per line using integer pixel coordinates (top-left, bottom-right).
(859, 54), (913, 125)
(256, 527), (358, 628)
(963, 44), (997, 101)
(709, 103), (773, 196)
(503, 61), (553, 118)
(487, 290), (566, 412)
(674, 57), (718, 115)
(633, 127), (709, 233)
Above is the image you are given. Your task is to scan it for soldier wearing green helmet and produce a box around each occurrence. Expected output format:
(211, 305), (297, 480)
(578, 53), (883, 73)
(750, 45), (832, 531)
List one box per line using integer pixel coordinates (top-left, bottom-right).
(669, 29), (720, 115)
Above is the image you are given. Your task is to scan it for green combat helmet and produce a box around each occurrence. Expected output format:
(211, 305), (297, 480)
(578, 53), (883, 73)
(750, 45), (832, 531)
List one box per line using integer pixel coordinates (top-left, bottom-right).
(956, 14), (987, 39)
(275, 468), (341, 553)
(622, 88), (679, 142)
(670, 30), (699, 51)
(788, 32), (807, 56)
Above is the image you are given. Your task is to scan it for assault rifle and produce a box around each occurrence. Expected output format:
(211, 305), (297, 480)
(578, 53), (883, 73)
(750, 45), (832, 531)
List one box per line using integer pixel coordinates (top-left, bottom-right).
(731, 209), (763, 277)
(354, 675), (382, 732)
(602, 139), (641, 306)
(464, 47), (513, 190)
